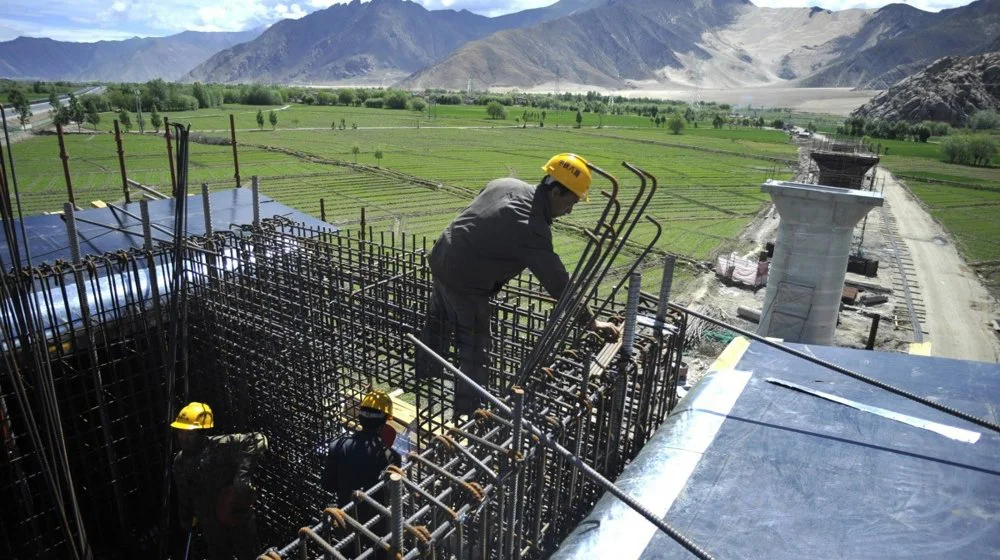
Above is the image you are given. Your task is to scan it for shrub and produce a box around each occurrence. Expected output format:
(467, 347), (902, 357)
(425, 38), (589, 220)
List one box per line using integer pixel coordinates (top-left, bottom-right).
(941, 135), (997, 166)
(968, 109), (1000, 130)
(967, 136), (997, 166)
(244, 85), (284, 105)
(384, 90), (409, 110)
(434, 94), (462, 105)
(486, 101), (507, 120)
(337, 89), (356, 106)
(314, 91), (335, 106)
(915, 124), (932, 143)
(941, 136), (966, 163)
(668, 114), (684, 135)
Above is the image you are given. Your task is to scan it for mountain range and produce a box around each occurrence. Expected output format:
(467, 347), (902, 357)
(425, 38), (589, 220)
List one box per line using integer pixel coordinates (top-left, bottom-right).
(185, 0), (605, 84)
(2, 0), (998, 90)
(0, 29), (264, 82)
(402, 0), (1000, 90)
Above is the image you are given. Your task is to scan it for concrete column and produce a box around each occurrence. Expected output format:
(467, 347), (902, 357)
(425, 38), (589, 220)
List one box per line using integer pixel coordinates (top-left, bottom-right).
(758, 180), (883, 345)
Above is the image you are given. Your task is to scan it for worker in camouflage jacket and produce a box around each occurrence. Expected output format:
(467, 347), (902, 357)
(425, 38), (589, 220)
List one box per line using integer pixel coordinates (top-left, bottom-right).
(418, 153), (619, 418)
(172, 402), (269, 560)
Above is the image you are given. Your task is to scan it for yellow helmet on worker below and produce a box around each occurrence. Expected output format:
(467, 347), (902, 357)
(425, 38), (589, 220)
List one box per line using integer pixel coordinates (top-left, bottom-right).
(171, 402), (214, 430)
(542, 153), (591, 202)
(360, 390), (393, 419)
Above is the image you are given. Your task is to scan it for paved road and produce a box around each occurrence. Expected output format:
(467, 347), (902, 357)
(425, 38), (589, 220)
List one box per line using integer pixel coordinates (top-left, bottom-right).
(880, 167), (1000, 363)
(2, 86), (104, 126)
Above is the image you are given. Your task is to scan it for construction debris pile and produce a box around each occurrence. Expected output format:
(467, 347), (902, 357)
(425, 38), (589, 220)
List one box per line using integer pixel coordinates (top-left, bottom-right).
(2, 162), (689, 559)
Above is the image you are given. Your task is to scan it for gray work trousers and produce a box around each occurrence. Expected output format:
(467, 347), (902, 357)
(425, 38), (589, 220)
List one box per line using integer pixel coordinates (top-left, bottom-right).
(417, 278), (491, 416)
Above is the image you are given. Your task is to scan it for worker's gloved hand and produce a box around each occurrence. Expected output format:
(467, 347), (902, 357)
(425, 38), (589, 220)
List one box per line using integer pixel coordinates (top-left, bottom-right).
(589, 319), (621, 341)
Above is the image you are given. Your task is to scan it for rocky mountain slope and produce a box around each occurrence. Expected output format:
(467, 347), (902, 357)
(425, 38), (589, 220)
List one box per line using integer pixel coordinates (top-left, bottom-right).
(403, 0), (753, 90)
(184, 0), (602, 84)
(0, 29), (263, 82)
(402, 0), (999, 90)
(852, 52), (1000, 125)
(800, 0), (1000, 88)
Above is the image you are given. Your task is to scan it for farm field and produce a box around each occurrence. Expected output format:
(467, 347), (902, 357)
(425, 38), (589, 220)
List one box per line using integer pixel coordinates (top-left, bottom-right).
(92, 103), (680, 134)
(9, 104), (798, 293)
(875, 136), (1000, 296)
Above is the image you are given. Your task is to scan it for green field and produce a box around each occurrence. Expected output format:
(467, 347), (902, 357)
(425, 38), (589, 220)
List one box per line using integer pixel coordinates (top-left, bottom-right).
(123, 103), (689, 132)
(876, 133), (1000, 295)
(8, 104), (799, 293)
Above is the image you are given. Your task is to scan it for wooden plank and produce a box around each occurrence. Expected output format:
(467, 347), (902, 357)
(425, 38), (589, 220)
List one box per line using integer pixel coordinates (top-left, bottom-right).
(90, 200), (107, 208)
(589, 339), (624, 381)
(390, 396), (417, 427)
(909, 341), (932, 356)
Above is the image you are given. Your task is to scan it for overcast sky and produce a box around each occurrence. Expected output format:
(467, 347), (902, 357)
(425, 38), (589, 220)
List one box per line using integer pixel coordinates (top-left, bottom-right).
(0, 0), (978, 42)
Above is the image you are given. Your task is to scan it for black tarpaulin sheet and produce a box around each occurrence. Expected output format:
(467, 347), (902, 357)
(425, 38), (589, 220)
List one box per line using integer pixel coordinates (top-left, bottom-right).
(554, 338), (1000, 559)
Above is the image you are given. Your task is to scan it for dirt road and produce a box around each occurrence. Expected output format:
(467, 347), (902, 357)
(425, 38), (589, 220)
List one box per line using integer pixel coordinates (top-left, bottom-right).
(880, 168), (1000, 363)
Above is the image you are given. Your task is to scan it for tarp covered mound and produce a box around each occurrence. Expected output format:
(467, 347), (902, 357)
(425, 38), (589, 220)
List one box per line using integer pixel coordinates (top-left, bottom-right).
(716, 252), (768, 288)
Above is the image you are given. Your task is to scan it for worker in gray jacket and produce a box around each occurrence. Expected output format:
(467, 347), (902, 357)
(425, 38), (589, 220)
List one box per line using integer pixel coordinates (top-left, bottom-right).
(418, 153), (619, 417)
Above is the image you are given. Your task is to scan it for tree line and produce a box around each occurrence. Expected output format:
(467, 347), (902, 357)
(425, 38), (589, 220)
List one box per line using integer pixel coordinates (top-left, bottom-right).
(839, 112), (997, 168)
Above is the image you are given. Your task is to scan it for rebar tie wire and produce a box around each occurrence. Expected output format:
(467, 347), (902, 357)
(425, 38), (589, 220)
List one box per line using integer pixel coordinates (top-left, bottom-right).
(296, 526), (350, 560)
(326, 507), (392, 554)
(386, 465), (459, 521)
(352, 489), (433, 546)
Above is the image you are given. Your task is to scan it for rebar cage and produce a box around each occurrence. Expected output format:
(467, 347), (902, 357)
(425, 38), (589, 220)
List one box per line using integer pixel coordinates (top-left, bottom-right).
(1, 214), (686, 559)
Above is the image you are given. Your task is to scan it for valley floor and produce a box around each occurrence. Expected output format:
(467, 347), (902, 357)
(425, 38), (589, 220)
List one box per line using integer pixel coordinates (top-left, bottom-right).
(511, 85), (881, 116)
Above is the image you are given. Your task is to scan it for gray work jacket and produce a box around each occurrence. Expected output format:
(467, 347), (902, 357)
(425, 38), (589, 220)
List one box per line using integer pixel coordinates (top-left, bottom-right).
(429, 178), (571, 300)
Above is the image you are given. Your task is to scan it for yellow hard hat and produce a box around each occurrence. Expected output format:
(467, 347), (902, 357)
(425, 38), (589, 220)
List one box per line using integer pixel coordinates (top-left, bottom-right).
(542, 153), (591, 202)
(360, 390), (393, 419)
(171, 402), (214, 430)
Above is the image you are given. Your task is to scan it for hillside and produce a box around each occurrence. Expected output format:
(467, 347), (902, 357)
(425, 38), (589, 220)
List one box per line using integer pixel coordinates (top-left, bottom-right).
(402, 0), (999, 90)
(800, 0), (1000, 88)
(184, 0), (604, 84)
(852, 52), (1000, 125)
(0, 29), (263, 82)
(403, 0), (754, 90)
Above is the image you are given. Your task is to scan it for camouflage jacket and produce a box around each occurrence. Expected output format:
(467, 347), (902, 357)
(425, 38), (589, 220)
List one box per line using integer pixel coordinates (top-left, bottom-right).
(173, 432), (268, 525)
